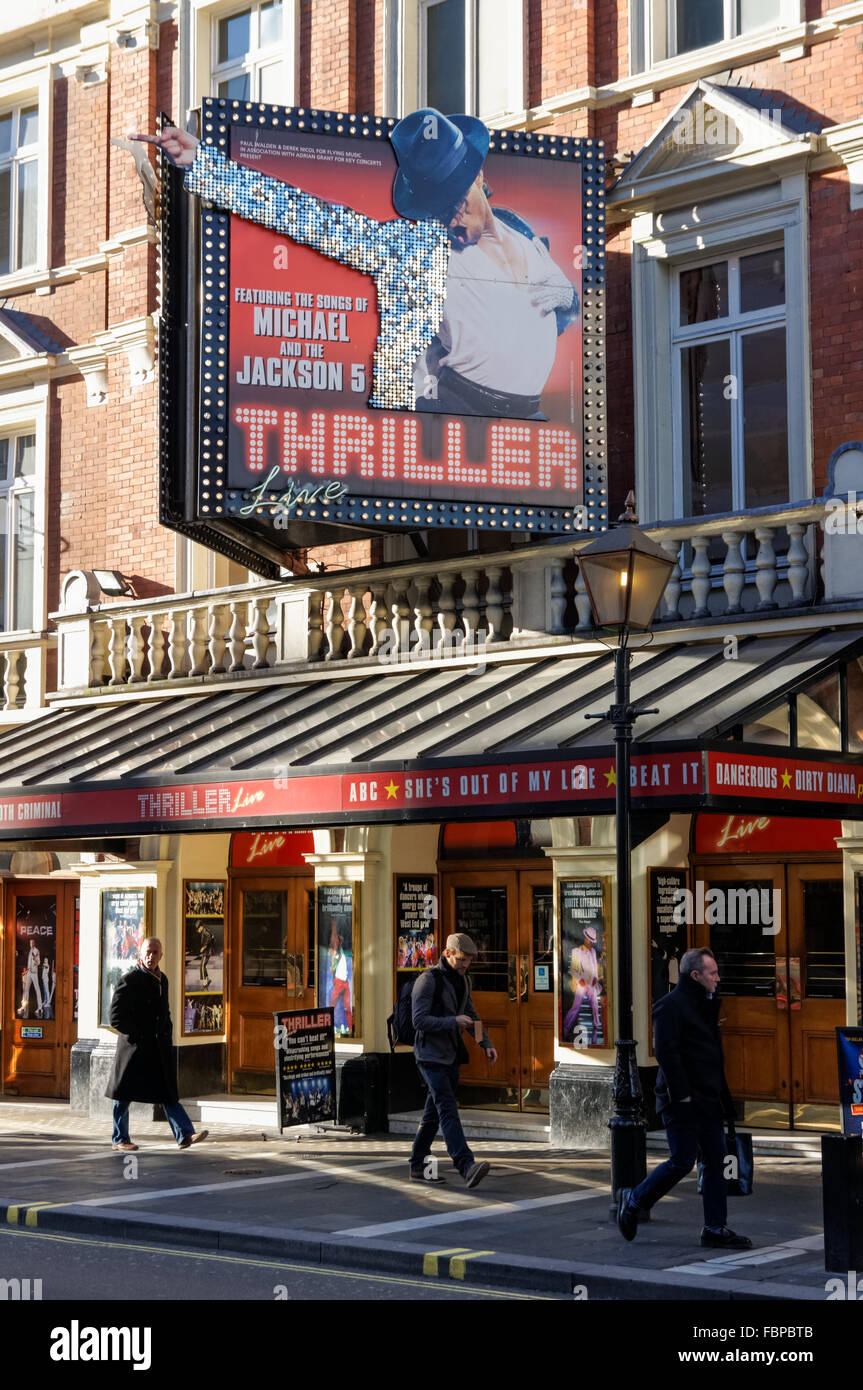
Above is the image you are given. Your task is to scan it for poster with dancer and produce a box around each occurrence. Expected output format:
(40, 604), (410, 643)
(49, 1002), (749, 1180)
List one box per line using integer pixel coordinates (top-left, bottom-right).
(99, 888), (149, 1027)
(274, 1007), (337, 1130)
(15, 895), (57, 1022)
(182, 879), (226, 1036)
(317, 884), (357, 1038)
(559, 878), (610, 1049)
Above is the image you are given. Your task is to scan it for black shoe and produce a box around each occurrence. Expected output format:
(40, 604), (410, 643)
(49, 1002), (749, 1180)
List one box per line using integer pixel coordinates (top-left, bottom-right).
(410, 1167), (445, 1183)
(464, 1160), (490, 1189)
(617, 1188), (641, 1242)
(700, 1226), (753, 1250)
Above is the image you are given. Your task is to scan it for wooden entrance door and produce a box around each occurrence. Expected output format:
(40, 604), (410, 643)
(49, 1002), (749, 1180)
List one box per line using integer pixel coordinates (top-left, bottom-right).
(701, 864), (789, 1120)
(787, 865), (846, 1128)
(700, 861), (845, 1127)
(441, 867), (554, 1108)
(2, 881), (78, 1098)
(229, 874), (315, 1093)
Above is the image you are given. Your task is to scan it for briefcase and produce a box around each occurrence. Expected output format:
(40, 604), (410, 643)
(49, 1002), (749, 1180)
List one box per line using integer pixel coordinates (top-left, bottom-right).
(696, 1121), (754, 1197)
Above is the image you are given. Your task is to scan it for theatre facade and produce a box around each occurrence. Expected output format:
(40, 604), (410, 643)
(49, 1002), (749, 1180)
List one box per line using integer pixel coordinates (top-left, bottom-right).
(2, 554), (863, 1141)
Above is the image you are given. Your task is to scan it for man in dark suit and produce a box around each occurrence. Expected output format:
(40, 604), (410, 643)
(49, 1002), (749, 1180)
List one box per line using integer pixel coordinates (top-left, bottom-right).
(105, 938), (208, 1152)
(617, 947), (752, 1249)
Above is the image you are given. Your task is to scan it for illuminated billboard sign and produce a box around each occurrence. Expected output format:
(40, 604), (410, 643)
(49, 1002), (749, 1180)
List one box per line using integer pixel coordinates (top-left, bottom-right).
(160, 100), (607, 571)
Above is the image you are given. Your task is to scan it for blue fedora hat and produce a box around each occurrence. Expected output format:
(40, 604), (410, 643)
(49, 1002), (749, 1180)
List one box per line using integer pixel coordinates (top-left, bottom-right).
(391, 107), (490, 220)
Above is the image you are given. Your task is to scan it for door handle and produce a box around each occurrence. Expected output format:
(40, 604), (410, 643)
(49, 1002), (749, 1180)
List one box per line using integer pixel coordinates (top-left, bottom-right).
(507, 953), (518, 1001)
(519, 954), (528, 1001)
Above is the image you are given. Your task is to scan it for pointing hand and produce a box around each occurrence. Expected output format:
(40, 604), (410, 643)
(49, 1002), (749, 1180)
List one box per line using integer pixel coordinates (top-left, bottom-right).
(128, 127), (200, 169)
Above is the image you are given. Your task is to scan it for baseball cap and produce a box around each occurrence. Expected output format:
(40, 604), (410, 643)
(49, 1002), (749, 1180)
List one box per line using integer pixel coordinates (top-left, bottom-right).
(445, 932), (477, 955)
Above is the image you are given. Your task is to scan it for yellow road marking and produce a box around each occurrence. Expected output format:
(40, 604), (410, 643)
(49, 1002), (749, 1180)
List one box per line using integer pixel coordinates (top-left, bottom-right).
(422, 1247), (471, 1275)
(450, 1250), (495, 1280)
(6, 1207), (19, 1225)
(1, 1226), (551, 1298)
(23, 1201), (63, 1227)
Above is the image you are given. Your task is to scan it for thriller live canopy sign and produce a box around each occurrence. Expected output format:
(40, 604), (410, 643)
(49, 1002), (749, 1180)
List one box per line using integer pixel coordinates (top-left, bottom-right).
(2, 749), (863, 839)
(159, 101), (607, 575)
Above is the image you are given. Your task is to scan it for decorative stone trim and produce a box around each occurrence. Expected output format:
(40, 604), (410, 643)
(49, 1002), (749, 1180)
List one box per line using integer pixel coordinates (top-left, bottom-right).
(65, 343), (109, 407)
(93, 315), (156, 388)
(823, 120), (863, 211)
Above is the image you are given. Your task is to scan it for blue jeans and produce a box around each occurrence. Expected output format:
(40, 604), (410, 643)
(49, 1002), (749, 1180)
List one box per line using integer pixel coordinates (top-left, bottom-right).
(629, 1105), (728, 1230)
(112, 1100), (195, 1147)
(410, 1062), (474, 1178)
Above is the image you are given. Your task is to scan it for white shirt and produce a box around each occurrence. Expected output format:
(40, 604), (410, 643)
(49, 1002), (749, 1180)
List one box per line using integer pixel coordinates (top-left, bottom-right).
(429, 219), (571, 395)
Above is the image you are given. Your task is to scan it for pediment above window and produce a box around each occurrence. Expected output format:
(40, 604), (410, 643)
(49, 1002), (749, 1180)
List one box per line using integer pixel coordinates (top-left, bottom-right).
(609, 80), (823, 214)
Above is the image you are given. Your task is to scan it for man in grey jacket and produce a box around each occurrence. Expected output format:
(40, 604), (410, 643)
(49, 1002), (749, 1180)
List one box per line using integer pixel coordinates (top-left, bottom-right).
(410, 933), (498, 1188)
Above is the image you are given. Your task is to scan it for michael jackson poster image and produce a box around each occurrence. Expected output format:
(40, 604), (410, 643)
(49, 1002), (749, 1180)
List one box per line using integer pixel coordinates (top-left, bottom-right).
(559, 878), (609, 1049)
(317, 883), (356, 1038)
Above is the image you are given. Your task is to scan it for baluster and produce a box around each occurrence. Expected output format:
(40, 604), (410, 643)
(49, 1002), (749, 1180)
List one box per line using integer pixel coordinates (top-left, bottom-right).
(660, 540), (682, 620)
(128, 615), (147, 683)
(90, 617), (110, 686)
(366, 589), (390, 658)
(547, 558), (566, 633)
(754, 526), (778, 609)
(307, 590), (325, 661)
(251, 594), (271, 668)
(573, 561), (592, 631)
(189, 606), (210, 676)
(720, 531), (745, 615)
(3, 650), (22, 709)
(347, 586), (369, 659)
(436, 575), (459, 654)
(690, 535), (712, 618)
(146, 613), (167, 681)
(208, 604), (229, 673)
(324, 588), (346, 660)
(412, 578), (434, 658)
(391, 589), (411, 656)
(228, 600), (248, 671)
(108, 616), (128, 686)
(168, 609), (189, 678)
(786, 522), (809, 605)
(484, 566), (505, 643)
(460, 567), (481, 645)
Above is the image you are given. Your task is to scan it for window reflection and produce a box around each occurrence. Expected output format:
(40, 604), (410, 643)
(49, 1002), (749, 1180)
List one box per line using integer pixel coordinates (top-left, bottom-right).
(796, 672), (840, 752)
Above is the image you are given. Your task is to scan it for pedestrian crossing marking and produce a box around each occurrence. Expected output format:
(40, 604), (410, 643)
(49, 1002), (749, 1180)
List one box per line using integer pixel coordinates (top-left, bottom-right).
(422, 1247), (470, 1276)
(449, 1250), (495, 1280)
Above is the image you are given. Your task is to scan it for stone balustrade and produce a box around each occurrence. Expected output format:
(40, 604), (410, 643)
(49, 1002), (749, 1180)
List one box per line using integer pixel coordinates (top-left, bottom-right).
(0, 636), (53, 714)
(52, 499), (831, 691)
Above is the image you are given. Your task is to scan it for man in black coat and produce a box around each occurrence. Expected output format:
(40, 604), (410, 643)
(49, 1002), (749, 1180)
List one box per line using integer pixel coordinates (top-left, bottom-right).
(617, 948), (752, 1249)
(105, 938), (208, 1152)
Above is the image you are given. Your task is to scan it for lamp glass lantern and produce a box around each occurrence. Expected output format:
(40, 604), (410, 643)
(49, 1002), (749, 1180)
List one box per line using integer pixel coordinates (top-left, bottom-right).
(576, 526), (675, 633)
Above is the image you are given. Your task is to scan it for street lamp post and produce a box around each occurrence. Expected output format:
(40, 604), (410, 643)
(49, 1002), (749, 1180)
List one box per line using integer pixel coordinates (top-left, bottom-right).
(577, 523), (676, 1204)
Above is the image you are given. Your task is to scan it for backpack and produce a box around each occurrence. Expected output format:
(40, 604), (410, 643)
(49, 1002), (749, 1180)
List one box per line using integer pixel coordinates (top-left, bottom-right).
(387, 970), (443, 1051)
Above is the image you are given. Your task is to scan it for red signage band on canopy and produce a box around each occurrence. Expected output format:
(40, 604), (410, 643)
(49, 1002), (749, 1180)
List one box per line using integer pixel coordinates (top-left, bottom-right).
(694, 813), (844, 855)
(706, 751), (863, 805)
(231, 830), (316, 868)
(3, 749), (863, 838)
